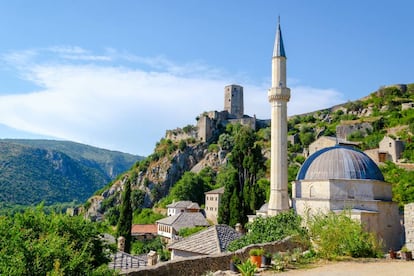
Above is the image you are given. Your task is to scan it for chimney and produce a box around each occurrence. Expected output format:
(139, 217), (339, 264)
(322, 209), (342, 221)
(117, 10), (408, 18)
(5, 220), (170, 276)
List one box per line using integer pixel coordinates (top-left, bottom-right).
(117, 236), (125, 252)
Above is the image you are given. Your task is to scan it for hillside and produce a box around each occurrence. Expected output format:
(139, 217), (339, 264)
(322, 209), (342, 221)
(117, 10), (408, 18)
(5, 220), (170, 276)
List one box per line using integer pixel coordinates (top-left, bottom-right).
(87, 83), (414, 221)
(0, 139), (143, 206)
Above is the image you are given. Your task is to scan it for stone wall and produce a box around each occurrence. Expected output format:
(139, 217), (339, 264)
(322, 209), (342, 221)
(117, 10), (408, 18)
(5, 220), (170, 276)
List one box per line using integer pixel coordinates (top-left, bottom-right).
(404, 203), (414, 251)
(123, 237), (305, 276)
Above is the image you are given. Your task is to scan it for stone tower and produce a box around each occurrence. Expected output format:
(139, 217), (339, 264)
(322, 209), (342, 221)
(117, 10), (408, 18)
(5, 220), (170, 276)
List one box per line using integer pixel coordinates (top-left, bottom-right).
(224, 84), (244, 118)
(267, 19), (290, 216)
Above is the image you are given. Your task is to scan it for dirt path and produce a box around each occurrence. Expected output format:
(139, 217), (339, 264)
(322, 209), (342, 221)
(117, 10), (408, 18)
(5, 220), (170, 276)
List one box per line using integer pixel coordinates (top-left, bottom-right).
(262, 259), (414, 275)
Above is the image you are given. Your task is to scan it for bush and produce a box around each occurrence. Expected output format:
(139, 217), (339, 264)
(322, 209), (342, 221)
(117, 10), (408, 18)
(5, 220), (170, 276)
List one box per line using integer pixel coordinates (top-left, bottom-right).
(307, 210), (382, 259)
(228, 210), (308, 251)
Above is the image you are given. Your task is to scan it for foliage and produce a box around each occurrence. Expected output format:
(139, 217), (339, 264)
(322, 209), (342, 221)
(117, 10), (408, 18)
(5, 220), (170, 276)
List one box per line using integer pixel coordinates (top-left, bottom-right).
(133, 208), (165, 224)
(219, 126), (266, 226)
(217, 166), (238, 225)
(131, 236), (164, 255)
(402, 140), (414, 162)
(131, 189), (146, 212)
(168, 171), (214, 205)
(218, 133), (235, 150)
(236, 259), (257, 276)
(307, 211), (382, 259)
(0, 206), (116, 275)
(249, 248), (264, 256)
(208, 143), (219, 152)
(178, 140), (187, 151)
(228, 210), (308, 251)
(380, 162), (414, 207)
(178, 226), (206, 237)
(130, 236), (171, 261)
(272, 248), (316, 272)
(0, 139), (141, 206)
(116, 178), (133, 253)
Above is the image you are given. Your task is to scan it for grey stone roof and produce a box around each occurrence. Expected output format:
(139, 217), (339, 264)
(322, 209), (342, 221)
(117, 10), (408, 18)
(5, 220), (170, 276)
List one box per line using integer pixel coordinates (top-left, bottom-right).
(168, 224), (242, 255)
(156, 212), (209, 232)
(166, 201), (200, 210)
(259, 203), (269, 212)
(205, 187), (225, 194)
(297, 146), (384, 181)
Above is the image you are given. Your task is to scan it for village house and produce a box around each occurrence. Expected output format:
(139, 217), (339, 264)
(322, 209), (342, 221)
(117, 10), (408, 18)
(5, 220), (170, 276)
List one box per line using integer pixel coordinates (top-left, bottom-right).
(166, 201), (201, 216)
(156, 212), (210, 242)
(168, 224), (242, 260)
(308, 136), (359, 156)
(364, 136), (405, 164)
(204, 187), (225, 224)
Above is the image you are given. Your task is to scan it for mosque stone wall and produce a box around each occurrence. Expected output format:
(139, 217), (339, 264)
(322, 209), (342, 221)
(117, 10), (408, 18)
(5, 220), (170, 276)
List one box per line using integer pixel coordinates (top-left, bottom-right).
(404, 203), (414, 251)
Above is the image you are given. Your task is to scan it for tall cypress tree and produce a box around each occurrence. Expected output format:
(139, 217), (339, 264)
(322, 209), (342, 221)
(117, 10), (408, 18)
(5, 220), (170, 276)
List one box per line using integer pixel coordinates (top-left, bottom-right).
(116, 177), (133, 253)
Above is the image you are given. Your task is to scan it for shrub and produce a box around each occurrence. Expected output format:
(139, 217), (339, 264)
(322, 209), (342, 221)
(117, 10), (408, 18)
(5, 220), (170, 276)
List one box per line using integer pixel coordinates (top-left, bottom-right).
(208, 143), (219, 152)
(307, 210), (382, 259)
(228, 210), (309, 251)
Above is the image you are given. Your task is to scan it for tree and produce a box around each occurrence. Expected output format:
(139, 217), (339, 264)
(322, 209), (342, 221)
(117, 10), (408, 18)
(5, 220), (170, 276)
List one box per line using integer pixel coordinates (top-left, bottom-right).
(218, 126), (266, 226)
(217, 165), (238, 225)
(116, 177), (133, 253)
(0, 206), (115, 275)
(169, 172), (206, 205)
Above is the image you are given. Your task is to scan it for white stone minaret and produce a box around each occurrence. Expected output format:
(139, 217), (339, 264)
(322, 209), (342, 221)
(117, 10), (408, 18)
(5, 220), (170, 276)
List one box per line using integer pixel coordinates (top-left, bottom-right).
(267, 18), (290, 216)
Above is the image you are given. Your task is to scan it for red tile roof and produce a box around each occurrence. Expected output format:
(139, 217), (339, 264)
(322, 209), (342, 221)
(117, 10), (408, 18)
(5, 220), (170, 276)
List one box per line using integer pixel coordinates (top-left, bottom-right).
(131, 224), (157, 235)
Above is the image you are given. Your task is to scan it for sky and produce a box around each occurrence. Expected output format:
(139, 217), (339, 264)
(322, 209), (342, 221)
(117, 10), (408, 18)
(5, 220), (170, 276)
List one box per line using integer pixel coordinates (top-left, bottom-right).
(0, 1), (412, 156)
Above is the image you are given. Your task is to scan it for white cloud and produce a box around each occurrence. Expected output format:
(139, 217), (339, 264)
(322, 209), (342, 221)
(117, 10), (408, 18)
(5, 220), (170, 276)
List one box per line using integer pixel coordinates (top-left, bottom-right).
(0, 47), (345, 155)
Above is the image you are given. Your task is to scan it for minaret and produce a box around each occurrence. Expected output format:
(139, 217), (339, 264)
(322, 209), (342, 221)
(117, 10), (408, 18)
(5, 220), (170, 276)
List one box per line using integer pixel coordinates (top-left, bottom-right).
(267, 18), (290, 216)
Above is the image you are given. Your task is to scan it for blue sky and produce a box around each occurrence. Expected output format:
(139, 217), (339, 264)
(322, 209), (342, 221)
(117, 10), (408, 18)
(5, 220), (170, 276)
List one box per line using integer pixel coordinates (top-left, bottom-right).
(0, 1), (412, 156)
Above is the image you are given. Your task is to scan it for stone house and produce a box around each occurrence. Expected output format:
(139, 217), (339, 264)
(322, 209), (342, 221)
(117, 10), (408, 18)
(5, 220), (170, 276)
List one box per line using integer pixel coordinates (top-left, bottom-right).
(166, 201), (201, 216)
(204, 187), (225, 224)
(168, 224), (242, 260)
(156, 212), (210, 242)
(308, 136), (359, 156)
(378, 136), (404, 162)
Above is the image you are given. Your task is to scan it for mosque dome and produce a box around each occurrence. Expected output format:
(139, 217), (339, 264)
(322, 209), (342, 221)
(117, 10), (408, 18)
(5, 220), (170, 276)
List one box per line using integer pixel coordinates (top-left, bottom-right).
(297, 146), (384, 181)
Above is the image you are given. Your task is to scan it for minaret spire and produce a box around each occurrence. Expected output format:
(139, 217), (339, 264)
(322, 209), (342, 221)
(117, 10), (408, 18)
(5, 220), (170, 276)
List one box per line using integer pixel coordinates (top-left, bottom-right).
(273, 16), (286, 58)
(267, 18), (291, 216)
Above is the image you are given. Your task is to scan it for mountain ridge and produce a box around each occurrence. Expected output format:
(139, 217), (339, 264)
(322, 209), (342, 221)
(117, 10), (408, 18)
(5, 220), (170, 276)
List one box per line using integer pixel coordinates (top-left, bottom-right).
(0, 139), (143, 206)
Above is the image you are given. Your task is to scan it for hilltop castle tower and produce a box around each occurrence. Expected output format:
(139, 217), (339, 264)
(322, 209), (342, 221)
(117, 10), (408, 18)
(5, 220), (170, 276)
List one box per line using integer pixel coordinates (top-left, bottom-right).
(267, 19), (291, 216)
(224, 84), (244, 119)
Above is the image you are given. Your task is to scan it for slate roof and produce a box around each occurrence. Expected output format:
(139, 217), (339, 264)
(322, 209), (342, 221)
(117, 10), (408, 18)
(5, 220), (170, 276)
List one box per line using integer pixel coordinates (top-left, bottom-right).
(205, 187), (225, 194)
(166, 201), (200, 210)
(168, 224), (242, 255)
(156, 212), (210, 232)
(297, 146), (384, 181)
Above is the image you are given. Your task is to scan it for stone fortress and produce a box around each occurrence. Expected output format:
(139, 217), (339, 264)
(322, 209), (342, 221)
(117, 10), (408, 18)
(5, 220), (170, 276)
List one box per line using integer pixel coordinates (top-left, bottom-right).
(166, 84), (268, 143)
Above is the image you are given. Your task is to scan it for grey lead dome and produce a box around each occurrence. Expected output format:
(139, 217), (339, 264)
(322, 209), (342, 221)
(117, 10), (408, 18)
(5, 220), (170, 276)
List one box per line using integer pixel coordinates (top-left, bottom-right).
(297, 146), (384, 181)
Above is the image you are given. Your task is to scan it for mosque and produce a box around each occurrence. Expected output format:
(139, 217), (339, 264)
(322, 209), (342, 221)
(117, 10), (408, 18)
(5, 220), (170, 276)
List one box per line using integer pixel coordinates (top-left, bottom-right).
(265, 19), (402, 250)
